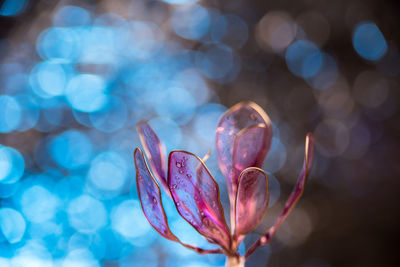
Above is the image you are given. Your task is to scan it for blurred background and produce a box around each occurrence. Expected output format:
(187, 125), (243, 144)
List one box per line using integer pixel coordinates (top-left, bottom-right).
(0, 0), (399, 266)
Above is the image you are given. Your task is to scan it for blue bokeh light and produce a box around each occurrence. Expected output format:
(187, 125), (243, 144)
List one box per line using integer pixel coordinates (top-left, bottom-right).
(111, 200), (151, 240)
(0, 208), (26, 244)
(353, 22), (387, 61)
(36, 27), (79, 61)
(148, 117), (182, 152)
(0, 146), (25, 184)
(29, 61), (67, 97)
(20, 185), (60, 223)
(285, 40), (323, 78)
(67, 195), (107, 233)
(12, 241), (53, 266)
(125, 21), (161, 61)
(89, 96), (127, 132)
(153, 87), (197, 125)
(266, 173), (280, 206)
(173, 69), (210, 106)
(54, 175), (85, 201)
(172, 5), (211, 40)
(65, 74), (108, 113)
(63, 249), (100, 267)
(193, 103), (227, 146)
(0, 0), (27, 17)
(78, 25), (119, 64)
(0, 1), (252, 265)
(211, 14), (248, 49)
(0, 95), (22, 133)
(67, 232), (105, 259)
(53, 6), (91, 27)
(162, 0), (199, 5)
(15, 95), (39, 131)
(306, 53), (338, 90)
(87, 151), (128, 193)
(50, 130), (93, 170)
(196, 43), (234, 80)
(264, 137), (287, 173)
(0, 182), (19, 199)
(99, 228), (134, 260)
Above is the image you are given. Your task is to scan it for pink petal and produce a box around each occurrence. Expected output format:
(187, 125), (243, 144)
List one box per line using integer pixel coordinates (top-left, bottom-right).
(134, 148), (177, 242)
(245, 133), (315, 258)
(235, 167), (269, 236)
(216, 102), (272, 199)
(168, 150), (231, 250)
(136, 121), (169, 195)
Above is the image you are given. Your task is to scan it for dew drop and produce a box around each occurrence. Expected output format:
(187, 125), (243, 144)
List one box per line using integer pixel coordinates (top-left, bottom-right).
(152, 197), (157, 204)
(200, 212), (204, 216)
(176, 202), (180, 206)
(179, 170), (183, 174)
(186, 174), (192, 178)
(260, 236), (267, 244)
(172, 184), (177, 189)
(176, 162), (182, 168)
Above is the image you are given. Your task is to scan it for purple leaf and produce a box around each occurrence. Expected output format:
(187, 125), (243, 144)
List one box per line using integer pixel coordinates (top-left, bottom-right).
(168, 150), (231, 250)
(233, 124), (269, 176)
(134, 148), (178, 241)
(134, 148), (224, 254)
(268, 133), (314, 236)
(216, 102), (272, 200)
(245, 133), (315, 259)
(216, 102), (272, 233)
(136, 121), (169, 195)
(235, 167), (269, 236)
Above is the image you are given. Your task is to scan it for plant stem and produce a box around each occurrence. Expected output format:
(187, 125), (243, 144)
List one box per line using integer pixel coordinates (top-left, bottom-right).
(225, 256), (245, 267)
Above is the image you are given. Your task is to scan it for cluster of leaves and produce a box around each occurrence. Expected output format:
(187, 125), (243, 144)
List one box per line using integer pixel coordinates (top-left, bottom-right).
(134, 101), (314, 260)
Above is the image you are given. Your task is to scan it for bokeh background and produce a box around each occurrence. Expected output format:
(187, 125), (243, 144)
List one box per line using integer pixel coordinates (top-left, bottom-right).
(0, 0), (399, 266)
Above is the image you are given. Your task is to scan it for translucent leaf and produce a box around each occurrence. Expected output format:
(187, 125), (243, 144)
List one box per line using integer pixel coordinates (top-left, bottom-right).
(268, 133), (314, 234)
(233, 124), (269, 179)
(168, 150), (231, 250)
(136, 121), (169, 195)
(245, 133), (315, 258)
(216, 102), (272, 199)
(134, 148), (177, 241)
(235, 167), (269, 236)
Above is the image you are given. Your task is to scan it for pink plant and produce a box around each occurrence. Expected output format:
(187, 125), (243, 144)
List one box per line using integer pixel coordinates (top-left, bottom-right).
(134, 102), (314, 267)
